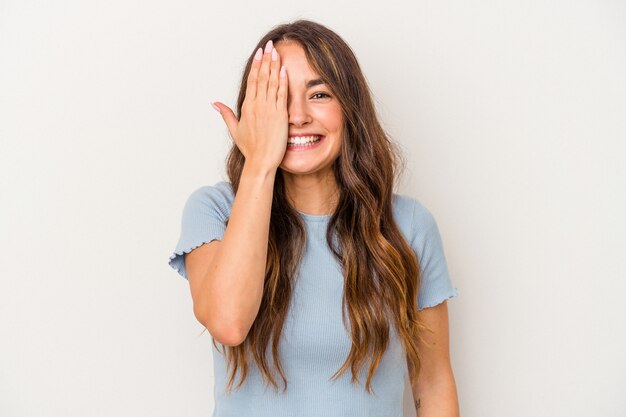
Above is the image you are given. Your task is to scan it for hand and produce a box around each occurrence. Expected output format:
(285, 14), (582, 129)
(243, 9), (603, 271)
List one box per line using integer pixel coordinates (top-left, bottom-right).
(212, 40), (289, 172)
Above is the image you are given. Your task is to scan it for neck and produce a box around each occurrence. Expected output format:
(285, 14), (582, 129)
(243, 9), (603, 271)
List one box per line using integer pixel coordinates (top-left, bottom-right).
(282, 169), (339, 215)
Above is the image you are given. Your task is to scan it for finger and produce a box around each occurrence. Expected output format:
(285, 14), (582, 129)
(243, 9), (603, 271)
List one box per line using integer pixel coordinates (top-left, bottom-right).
(267, 47), (280, 102)
(276, 65), (288, 110)
(257, 39), (273, 101)
(212, 102), (238, 142)
(245, 47), (263, 101)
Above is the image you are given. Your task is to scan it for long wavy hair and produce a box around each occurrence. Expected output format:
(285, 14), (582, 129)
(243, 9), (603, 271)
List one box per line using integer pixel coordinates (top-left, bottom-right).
(204, 19), (432, 395)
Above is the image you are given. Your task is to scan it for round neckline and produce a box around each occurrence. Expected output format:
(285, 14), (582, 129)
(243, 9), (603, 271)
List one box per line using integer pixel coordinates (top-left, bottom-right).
(297, 210), (332, 222)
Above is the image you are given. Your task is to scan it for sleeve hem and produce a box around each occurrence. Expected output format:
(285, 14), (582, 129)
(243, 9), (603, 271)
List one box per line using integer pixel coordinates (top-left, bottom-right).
(417, 288), (459, 310)
(168, 237), (223, 280)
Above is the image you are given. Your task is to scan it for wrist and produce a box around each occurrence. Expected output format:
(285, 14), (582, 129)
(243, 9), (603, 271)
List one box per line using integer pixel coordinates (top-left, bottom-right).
(242, 161), (277, 180)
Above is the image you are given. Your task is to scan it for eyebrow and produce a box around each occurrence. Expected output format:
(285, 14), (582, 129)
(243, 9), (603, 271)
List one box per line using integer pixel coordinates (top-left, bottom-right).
(305, 78), (325, 89)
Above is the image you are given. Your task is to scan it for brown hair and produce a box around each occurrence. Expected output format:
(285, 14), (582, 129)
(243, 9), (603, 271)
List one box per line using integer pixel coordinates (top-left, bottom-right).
(206, 19), (431, 395)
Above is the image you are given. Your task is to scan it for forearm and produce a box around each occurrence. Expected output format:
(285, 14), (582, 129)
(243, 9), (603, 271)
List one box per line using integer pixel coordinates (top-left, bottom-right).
(412, 374), (460, 417)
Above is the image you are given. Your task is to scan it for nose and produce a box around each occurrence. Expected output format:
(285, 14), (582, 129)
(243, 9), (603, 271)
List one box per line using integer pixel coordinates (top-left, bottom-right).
(287, 96), (312, 127)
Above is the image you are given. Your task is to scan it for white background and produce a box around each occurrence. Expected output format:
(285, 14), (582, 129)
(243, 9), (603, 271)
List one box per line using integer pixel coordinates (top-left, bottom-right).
(1, 1), (625, 416)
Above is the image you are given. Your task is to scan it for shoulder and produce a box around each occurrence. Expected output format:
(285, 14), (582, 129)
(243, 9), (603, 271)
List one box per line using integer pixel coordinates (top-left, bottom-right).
(392, 192), (438, 243)
(169, 181), (234, 280)
(184, 181), (235, 221)
(184, 180), (235, 218)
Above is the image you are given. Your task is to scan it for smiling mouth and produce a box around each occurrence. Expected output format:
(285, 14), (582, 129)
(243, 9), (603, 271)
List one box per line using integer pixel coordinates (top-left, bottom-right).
(286, 135), (325, 149)
(287, 135), (324, 144)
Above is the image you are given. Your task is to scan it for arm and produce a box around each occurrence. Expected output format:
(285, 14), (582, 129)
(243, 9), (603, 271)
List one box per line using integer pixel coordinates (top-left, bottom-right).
(407, 301), (460, 417)
(186, 162), (276, 346)
(185, 41), (287, 347)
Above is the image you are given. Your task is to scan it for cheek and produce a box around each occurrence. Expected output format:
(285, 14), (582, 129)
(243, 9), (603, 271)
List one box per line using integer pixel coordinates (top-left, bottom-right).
(312, 104), (342, 123)
(325, 108), (343, 132)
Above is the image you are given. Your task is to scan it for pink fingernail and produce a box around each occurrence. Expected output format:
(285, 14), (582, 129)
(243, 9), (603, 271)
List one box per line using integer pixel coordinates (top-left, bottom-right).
(211, 102), (221, 113)
(254, 48), (262, 61)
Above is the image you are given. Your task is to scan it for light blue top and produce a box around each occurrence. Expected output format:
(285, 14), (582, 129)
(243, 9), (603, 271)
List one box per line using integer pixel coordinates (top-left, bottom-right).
(168, 181), (459, 417)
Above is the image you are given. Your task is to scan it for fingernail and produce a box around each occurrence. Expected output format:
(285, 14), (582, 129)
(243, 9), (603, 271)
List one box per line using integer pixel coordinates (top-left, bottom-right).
(280, 65), (286, 78)
(254, 48), (262, 61)
(271, 48), (278, 61)
(264, 39), (273, 53)
(211, 102), (221, 113)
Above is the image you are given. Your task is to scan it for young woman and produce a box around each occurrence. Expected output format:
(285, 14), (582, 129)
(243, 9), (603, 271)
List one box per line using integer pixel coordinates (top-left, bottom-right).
(168, 19), (460, 417)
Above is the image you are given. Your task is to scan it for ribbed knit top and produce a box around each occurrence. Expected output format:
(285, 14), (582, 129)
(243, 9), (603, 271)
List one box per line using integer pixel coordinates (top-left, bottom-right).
(168, 181), (459, 417)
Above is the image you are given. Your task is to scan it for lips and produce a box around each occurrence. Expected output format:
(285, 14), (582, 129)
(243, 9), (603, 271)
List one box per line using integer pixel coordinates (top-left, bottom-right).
(287, 134), (324, 146)
(286, 135), (325, 150)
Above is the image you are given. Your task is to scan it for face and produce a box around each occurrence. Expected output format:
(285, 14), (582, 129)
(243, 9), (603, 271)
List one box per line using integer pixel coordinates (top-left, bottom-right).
(273, 41), (344, 179)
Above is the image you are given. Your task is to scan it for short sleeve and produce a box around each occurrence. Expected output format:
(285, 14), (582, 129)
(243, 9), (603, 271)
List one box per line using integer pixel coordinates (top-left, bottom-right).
(167, 181), (234, 280)
(410, 199), (459, 310)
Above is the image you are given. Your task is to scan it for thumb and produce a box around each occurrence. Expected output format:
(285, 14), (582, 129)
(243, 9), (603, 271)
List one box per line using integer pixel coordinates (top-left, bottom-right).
(211, 101), (238, 141)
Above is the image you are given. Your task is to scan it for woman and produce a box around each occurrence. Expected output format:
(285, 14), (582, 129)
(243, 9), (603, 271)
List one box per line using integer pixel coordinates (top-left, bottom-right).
(168, 19), (460, 417)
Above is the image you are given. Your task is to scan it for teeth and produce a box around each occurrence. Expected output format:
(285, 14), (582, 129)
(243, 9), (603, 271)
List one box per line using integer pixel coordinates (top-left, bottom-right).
(288, 135), (321, 144)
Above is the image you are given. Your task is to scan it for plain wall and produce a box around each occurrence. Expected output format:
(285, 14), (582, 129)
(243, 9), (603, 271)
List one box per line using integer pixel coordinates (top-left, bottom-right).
(1, 1), (625, 416)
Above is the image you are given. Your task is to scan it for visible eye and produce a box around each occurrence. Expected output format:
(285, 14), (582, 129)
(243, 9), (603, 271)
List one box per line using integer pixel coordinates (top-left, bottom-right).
(311, 92), (331, 100)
